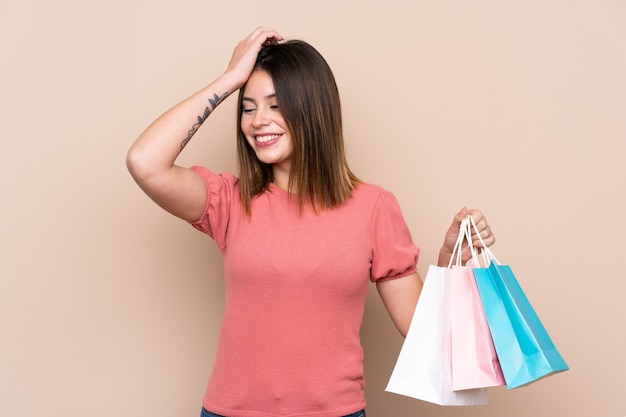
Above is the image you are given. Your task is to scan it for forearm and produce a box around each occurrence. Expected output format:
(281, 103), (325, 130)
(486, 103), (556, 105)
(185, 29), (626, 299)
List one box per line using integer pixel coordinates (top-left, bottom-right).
(377, 273), (423, 337)
(125, 27), (283, 222)
(437, 246), (454, 267)
(126, 73), (239, 181)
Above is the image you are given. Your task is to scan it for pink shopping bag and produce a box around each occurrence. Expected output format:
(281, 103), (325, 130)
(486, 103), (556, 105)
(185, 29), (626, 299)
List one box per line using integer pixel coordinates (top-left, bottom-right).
(449, 263), (505, 390)
(449, 216), (505, 390)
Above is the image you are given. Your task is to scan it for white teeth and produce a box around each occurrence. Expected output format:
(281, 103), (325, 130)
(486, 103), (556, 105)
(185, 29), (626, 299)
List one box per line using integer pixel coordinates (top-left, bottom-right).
(256, 134), (280, 143)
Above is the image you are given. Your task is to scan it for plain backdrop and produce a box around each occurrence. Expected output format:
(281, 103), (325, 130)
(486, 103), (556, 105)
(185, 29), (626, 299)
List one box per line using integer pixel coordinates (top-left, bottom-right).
(1, 0), (625, 416)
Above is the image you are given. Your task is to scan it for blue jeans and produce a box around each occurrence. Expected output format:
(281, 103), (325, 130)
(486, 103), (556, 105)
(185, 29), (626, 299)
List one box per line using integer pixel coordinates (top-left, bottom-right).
(201, 407), (365, 417)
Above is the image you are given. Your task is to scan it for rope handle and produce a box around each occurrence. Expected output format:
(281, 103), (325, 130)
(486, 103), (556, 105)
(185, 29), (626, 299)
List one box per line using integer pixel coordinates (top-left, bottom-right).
(447, 217), (471, 268)
(446, 215), (499, 269)
(468, 214), (500, 266)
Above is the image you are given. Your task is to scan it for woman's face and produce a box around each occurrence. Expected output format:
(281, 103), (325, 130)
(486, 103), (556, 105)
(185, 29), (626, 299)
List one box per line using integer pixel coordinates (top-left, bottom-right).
(240, 70), (294, 186)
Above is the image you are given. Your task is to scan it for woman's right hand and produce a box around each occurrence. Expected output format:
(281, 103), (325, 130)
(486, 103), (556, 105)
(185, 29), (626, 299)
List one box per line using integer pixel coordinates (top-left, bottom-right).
(223, 27), (284, 88)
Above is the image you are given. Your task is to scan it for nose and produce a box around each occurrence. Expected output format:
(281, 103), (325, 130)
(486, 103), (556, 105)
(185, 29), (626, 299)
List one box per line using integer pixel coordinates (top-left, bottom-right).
(252, 107), (271, 127)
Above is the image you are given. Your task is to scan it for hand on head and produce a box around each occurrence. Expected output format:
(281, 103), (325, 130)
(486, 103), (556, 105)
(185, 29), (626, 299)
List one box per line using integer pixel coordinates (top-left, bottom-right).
(225, 27), (284, 89)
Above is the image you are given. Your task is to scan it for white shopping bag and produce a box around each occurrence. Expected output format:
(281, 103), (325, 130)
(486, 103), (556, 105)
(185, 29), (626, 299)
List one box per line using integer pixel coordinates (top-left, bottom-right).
(385, 264), (489, 406)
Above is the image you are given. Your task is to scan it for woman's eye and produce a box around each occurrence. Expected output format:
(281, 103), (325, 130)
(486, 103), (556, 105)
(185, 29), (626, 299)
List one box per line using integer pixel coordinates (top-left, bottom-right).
(242, 108), (255, 114)
(270, 104), (279, 110)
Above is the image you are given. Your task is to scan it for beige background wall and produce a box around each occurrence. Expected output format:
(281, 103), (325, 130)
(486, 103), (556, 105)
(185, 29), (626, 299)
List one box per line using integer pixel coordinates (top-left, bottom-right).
(1, 0), (624, 416)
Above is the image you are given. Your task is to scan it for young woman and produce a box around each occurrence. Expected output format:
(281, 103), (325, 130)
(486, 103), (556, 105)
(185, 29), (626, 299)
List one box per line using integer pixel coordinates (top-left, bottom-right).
(127, 27), (495, 417)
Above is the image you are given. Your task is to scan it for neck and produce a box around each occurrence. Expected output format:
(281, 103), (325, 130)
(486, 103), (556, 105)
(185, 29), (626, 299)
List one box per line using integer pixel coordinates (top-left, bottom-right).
(272, 165), (291, 191)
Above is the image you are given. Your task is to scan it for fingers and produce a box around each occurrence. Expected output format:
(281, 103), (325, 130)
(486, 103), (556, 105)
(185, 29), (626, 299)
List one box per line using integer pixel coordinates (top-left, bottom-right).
(440, 207), (495, 267)
(247, 26), (284, 47)
(472, 224), (495, 248)
(235, 27), (283, 57)
(466, 209), (495, 248)
(225, 27), (284, 87)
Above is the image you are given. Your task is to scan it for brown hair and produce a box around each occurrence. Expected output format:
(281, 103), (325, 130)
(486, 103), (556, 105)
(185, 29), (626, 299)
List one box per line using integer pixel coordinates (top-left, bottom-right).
(236, 40), (360, 214)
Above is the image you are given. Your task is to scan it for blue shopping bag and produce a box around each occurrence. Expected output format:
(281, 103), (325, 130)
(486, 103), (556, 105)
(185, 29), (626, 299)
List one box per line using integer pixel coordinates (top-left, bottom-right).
(468, 216), (569, 389)
(473, 263), (569, 388)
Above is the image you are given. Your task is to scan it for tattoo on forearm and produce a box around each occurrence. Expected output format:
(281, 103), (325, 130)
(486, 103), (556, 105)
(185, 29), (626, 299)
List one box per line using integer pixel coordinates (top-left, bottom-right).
(180, 93), (228, 151)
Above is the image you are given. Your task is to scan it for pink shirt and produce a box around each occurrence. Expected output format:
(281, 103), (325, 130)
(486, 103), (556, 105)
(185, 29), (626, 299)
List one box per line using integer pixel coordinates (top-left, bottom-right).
(190, 166), (419, 417)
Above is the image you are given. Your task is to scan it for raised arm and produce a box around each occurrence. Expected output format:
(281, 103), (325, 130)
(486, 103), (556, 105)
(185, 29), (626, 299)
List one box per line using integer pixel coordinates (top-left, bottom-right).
(126, 27), (283, 222)
(377, 207), (495, 337)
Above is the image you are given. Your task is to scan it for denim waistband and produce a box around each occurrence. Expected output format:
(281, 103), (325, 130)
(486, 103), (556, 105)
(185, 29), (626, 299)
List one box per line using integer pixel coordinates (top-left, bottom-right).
(201, 407), (365, 417)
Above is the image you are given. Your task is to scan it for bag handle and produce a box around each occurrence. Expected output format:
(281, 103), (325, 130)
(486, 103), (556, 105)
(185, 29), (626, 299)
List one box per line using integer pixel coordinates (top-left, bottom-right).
(447, 218), (466, 268)
(447, 217), (474, 268)
(449, 216), (487, 268)
(446, 214), (500, 268)
(464, 217), (484, 266)
(467, 215), (500, 266)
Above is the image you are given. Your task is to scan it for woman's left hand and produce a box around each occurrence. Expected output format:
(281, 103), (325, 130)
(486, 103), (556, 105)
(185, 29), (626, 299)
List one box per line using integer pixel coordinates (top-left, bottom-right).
(438, 207), (495, 266)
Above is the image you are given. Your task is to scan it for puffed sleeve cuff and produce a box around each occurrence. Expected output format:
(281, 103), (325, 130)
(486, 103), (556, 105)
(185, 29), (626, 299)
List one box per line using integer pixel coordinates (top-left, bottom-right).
(188, 165), (237, 249)
(369, 190), (420, 282)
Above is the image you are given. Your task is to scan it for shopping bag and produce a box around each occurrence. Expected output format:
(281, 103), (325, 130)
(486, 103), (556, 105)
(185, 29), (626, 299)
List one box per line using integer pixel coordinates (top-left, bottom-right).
(468, 217), (569, 389)
(449, 264), (506, 390)
(449, 217), (505, 390)
(385, 218), (488, 406)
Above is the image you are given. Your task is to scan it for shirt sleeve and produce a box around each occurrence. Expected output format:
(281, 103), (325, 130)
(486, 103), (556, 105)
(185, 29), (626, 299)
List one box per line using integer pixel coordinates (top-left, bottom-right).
(370, 190), (420, 282)
(188, 166), (237, 249)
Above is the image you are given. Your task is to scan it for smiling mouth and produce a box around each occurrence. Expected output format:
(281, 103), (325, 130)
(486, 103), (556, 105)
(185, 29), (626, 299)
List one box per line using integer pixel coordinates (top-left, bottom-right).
(255, 134), (281, 143)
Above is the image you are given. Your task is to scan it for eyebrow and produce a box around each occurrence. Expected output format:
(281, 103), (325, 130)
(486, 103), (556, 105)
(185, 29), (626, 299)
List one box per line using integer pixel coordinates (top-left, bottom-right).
(242, 93), (277, 103)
